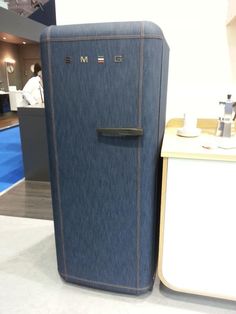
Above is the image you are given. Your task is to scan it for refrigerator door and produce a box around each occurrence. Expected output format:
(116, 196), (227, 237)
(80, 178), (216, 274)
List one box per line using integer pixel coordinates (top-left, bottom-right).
(41, 21), (169, 295)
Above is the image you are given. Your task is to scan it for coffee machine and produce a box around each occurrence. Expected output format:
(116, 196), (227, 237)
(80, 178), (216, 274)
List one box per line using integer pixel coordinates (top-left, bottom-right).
(216, 94), (236, 137)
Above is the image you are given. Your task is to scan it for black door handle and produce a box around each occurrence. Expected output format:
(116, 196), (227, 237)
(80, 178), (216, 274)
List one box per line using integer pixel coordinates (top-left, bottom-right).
(97, 128), (143, 137)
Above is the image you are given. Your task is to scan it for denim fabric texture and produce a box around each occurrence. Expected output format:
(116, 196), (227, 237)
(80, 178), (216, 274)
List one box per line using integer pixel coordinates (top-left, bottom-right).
(40, 21), (169, 295)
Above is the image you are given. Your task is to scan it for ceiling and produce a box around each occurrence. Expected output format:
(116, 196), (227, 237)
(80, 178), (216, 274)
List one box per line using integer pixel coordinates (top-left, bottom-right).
(6, 0), (49, 18)
(0, 32), (36, 45)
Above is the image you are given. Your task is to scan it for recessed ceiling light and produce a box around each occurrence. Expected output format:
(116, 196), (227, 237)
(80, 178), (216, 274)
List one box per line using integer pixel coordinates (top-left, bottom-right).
(22, 41), (26, 45)
(3, 37), (6, 40)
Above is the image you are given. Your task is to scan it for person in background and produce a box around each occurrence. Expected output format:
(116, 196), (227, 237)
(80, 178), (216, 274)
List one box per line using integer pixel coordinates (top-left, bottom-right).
(22, 63), (44, 107)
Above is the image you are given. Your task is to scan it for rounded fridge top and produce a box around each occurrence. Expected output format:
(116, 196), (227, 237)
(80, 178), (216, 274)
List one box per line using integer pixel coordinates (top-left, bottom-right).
(40, 21), (166, 43)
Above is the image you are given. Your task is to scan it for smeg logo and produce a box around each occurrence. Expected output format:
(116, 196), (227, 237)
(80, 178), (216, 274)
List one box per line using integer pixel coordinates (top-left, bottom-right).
(64, 55), (124, 64)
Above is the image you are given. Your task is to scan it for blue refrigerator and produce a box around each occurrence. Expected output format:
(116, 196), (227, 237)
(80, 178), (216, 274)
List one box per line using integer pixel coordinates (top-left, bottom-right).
(41, 21), (169, 295)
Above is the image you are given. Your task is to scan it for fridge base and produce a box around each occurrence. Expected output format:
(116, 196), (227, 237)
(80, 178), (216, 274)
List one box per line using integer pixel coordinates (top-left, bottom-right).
(60, 272), (154, 295)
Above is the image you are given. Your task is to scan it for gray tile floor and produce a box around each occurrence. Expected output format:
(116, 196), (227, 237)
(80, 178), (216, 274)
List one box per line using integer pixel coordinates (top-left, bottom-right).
(0, 181), (236, 313)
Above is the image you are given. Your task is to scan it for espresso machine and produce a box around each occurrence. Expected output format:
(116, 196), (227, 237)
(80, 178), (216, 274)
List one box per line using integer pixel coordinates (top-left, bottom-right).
(216, 94), (236, 137)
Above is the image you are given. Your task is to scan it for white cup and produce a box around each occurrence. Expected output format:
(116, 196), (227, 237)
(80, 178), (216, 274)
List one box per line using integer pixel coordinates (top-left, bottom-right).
(183, 113), (197, 132)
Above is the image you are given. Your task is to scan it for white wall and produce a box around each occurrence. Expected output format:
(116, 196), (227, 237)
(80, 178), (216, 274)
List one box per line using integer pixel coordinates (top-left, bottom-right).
(227, 0), (236, 89)
(55, 0), (232, 120)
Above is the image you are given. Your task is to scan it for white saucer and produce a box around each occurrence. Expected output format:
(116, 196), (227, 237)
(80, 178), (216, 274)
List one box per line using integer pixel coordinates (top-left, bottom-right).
(177, 128), (201, 138)
(217, 137), (236, 149)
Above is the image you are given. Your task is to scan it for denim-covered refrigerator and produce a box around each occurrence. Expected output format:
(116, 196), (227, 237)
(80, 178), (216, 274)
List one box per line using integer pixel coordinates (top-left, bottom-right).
(40, 21), (169, 295)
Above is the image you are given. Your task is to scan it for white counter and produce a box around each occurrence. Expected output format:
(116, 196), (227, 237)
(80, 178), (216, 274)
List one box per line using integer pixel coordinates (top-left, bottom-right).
(162, 119), (236, 162)
(158, 119), (236, 301)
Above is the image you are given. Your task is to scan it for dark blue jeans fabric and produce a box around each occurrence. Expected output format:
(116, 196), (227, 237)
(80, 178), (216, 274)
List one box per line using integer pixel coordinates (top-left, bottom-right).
(40, 21), (169, 295)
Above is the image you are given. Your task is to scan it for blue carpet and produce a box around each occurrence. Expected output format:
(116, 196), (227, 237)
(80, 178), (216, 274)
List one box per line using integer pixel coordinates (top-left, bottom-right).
(0, 126), (24, 192)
